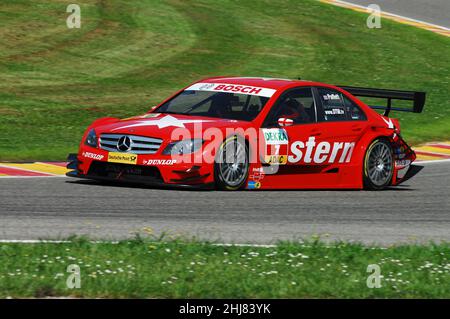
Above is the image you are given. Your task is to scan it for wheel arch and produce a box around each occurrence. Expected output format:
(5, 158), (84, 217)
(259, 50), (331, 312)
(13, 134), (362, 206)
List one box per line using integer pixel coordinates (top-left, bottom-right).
(213, 133), (251, 190)
(352, 132), (393, 166)
(219, 133), (253, 161)
(361, 134), (395, 189)
(346, 132), (393, 188)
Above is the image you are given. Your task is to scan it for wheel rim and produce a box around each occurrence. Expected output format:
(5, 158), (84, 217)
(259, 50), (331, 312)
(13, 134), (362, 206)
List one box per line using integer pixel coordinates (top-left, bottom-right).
(219, 139), (248, 187)
(367, 142), (393, 186)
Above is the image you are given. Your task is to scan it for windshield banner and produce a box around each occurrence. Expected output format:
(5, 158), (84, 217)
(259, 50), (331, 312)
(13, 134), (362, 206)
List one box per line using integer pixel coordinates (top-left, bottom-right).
(186, 82), (277, 98)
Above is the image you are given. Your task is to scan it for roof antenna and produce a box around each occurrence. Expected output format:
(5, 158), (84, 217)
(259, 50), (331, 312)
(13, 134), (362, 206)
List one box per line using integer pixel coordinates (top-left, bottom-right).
(297, 76), (302, 80)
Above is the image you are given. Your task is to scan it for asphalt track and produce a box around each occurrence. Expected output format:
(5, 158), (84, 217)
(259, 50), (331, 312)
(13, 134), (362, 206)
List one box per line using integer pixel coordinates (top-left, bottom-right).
(1, 1), (449, 245)
(344, 0), (450, 28)
(1, 161), (449, 245)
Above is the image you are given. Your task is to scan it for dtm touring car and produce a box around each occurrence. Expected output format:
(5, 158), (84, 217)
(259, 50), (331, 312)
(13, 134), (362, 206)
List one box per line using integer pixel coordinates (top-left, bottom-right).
(67, 77), (425, 190)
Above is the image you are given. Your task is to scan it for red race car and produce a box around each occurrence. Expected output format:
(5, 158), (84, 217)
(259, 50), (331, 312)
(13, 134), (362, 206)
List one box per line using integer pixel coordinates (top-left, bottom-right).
(67, 77), (425, 190)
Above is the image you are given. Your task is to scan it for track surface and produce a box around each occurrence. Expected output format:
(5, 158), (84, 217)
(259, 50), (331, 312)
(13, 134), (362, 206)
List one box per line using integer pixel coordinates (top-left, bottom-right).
(344, 0), (450, 28)
(1, 1), (449, 245)
(1, 162), (449, 245)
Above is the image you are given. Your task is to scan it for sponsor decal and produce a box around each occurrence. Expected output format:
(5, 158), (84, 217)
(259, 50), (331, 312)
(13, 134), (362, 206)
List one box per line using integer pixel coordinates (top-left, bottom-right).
(186, 82), (276, 98)
(250, 167), (265, 181)
(263, 128), (288, 165)
(120, 113), (160, 121)
(263, 128), (288, 145)
(395, 159), (411, 168)
(323, 93), (341, 100)
(142, 113), (161, 118)
(82, 151), (104, 160)
(198, 83), (215, 90)
(247, 181), (261, 189)
(288, 137), (355, 164)
(107, 152), (138, 164)
(265, 155), (288, 165)
(142, 159), (177, 166)
(324, 108), (345, 115)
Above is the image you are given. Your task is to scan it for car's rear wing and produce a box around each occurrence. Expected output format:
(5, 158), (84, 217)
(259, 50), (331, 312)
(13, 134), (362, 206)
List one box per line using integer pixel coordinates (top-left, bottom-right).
(338, 86), (426, 116)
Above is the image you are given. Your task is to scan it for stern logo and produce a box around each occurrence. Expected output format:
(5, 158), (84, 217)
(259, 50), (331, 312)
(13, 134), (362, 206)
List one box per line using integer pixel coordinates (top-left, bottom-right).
(288, 137), (355, 164)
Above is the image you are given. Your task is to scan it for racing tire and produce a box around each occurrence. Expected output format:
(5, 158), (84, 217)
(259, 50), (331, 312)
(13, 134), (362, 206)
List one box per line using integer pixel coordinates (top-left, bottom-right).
(214, 136), (249, 191)
(363, 138), (394, 190)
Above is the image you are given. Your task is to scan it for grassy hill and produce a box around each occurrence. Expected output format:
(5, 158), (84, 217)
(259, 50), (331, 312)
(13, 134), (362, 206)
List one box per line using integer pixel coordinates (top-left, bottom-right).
(1, 0), (449, 160)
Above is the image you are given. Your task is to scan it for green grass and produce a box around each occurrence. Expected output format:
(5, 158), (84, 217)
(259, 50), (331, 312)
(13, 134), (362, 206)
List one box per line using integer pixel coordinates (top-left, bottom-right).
(0, 238), (448, 298)
(1, 0), (449, 160)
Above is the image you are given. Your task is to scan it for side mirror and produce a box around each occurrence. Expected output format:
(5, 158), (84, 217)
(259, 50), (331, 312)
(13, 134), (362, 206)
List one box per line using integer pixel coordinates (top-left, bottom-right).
(278, 117), (294, 127)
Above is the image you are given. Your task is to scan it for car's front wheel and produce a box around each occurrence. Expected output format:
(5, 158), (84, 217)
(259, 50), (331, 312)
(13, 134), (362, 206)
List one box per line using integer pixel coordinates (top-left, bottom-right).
(363, 138), (394, 190)
(214, 136), (249, 190)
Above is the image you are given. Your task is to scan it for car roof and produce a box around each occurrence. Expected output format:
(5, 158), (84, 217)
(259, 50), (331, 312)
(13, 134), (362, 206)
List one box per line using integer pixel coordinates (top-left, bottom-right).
(198, 76), (330, 90)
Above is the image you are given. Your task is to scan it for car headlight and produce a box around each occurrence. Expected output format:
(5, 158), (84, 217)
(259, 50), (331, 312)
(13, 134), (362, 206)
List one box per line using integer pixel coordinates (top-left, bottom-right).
(162, 139), (203, 155)
(84, 129), (98, 148)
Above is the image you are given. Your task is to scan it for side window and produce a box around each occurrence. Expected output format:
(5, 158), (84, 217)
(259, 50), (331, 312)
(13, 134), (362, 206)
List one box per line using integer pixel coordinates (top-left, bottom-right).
(265, 88), (316, 127)
(317, 88), (348, 122)
(343, 95), (367, 121)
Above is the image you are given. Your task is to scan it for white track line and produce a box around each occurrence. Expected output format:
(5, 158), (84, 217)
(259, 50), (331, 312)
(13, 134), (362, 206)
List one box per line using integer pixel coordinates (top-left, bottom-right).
(0, 239), (276, 247)
(333, 0), (450, 31)
(0, 240), (117, 244)
(213, 243), (276, 248)
(0, 239), (273, 247)
(0, 240), (69, 243)
(0, 240), (276, 248)
(0, 240), (388, 249)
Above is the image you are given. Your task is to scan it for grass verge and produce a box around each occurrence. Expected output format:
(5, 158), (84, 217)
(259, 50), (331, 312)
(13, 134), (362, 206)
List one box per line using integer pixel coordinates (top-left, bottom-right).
(0, 238), (448, 298)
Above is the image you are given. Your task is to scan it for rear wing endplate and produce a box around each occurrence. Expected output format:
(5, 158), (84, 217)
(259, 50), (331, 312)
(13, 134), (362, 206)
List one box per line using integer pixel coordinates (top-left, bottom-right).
(338, 86), (426, 117)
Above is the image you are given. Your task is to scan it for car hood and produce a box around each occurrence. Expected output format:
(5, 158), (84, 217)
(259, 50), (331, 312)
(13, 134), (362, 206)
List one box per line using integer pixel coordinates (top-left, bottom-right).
(92, 113), (252, 138)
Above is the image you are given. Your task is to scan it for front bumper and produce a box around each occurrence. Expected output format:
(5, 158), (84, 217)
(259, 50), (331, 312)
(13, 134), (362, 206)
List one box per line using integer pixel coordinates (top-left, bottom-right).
(66, 153), (214, 190)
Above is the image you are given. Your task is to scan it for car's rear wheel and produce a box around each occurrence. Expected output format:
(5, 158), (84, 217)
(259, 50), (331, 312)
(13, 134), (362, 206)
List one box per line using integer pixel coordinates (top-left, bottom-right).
(214, 136), (249, 190)
(363, 138), (394, 190)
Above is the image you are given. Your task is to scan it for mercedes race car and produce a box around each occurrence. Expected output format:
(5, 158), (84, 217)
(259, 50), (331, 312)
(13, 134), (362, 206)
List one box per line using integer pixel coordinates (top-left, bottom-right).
(67, 77), (425, 190)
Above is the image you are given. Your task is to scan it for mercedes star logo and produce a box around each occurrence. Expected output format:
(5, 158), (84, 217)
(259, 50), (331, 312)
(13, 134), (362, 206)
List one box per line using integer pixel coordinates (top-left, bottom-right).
(117, 136), (131, 152)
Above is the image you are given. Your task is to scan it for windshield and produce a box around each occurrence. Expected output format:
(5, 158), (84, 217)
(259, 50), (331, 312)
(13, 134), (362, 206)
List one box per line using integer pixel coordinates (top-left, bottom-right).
(157, 84), (273, 121)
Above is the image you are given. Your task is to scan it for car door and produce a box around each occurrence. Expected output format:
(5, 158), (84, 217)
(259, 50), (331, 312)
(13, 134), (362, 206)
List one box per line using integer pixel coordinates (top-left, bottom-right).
(311, 86), (369, 166)
(261, 87), (324, 167)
